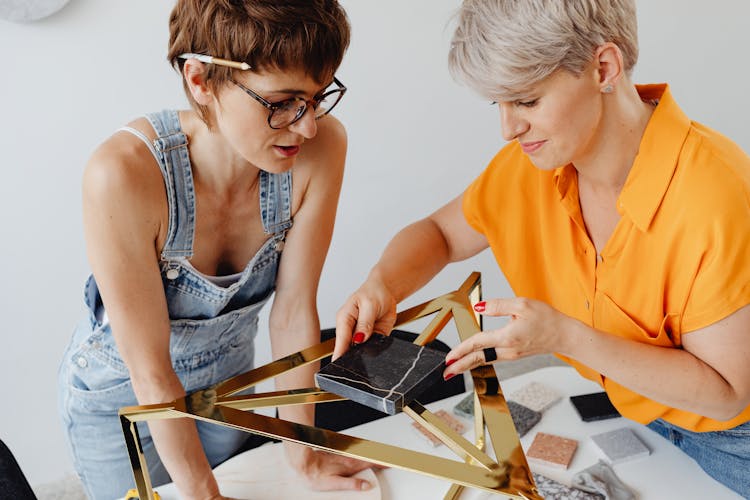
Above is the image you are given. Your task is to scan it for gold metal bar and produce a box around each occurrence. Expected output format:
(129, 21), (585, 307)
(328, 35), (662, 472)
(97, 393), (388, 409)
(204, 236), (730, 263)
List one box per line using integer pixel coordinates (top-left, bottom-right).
(466, 272), (483, 329)
(474, 390), (485, 451)
(118, 273), (541, 500)
(446, 393), (487, 499)
(204, 406), (517, 495)
(413, 307), (452, 346)
(214, 338), (335, 397)
(444, 483), (464, 500)
(457, 271), (482, 296)
(217, 388), (344, 411)
(120, 389), (344, 423)
(449, 275), (541, 500)
(118, 402), (184, 423)
(120, 415), (156, 500)
(444, 391), (486, 500)
(404, 401), (497, 470)
(395, 297), (446, 327)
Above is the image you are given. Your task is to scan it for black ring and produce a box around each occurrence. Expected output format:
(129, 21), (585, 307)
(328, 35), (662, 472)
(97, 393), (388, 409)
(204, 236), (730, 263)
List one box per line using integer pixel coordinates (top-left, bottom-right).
(483, 347), (497, 363)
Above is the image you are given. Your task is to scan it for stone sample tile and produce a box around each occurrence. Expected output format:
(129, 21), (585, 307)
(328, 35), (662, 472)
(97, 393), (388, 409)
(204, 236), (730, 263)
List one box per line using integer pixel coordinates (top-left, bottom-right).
(507, 401), (542, 437)
(411, 409), (467, 447)
(569, 391), (621, 422)
(533, 473), (604, 500)
(315, 334), (446, 415)
(453, 395), (541, 437)
(526, 432), (578, 470)
(508, 381), (562, 412)
(590, 427), (650, 465)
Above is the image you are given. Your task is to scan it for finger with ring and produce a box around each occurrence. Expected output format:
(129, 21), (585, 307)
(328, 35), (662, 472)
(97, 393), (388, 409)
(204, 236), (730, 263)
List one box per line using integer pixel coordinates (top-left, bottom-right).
(483, 347), (497, 363)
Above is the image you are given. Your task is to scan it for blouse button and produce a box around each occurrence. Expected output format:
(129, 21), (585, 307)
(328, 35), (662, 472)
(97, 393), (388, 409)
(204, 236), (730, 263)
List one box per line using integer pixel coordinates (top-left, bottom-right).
(166, 268), (180, 280)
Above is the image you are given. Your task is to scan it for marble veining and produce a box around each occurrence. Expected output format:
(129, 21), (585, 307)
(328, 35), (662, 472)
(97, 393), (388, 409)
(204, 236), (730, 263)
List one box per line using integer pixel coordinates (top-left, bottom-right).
(316, 372), (406, 413)
(381, 345), (426, 411)
(315, 334), (446, 414)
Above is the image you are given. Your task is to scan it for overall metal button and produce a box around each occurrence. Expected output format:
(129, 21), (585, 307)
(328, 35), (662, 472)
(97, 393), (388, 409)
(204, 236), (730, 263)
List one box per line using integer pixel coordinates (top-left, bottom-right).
(76, 356), (88, 368)
(166, 268), (180, 280)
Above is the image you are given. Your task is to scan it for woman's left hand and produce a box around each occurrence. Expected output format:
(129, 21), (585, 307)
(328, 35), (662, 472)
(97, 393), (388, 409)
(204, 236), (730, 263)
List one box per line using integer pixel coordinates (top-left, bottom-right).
(443, 297), (576, 379)
(284, 442), (377, 492)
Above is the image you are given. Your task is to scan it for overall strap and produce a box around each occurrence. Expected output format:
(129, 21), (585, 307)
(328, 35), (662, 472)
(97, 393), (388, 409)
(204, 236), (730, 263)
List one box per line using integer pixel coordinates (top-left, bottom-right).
(259, 169), (293, 238)
(145, 110), (195, 260)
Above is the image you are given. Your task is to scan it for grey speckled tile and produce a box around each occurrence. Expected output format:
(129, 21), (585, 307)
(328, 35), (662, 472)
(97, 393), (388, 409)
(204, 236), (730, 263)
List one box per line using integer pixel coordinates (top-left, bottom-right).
(590, 427), (650, 464)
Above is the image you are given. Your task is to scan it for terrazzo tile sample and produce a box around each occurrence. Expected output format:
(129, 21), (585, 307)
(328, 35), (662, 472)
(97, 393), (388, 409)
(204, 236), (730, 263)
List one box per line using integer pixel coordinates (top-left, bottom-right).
(452, 393), (476, 419)
(453, 394), (541, 437)
(533, 473), (605, 500)
(508, 381), (562, 412)
(315, 334), (446, 415)
(411, 409), (467, 447)
(526, 432), (578, 469)
(590, 427), (650, 464)
(507, 401), (542, 437)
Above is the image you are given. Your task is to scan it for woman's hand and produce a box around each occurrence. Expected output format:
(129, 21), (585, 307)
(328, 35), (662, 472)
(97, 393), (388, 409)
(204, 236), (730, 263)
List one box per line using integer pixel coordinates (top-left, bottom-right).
(334, 277), (398, 359)
(284, 442), (376, 491)
(443, 297), (577, 378)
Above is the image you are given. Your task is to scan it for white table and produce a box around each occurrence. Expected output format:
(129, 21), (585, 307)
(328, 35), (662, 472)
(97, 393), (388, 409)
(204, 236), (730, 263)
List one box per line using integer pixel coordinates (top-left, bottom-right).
(145, 366), (743, 499)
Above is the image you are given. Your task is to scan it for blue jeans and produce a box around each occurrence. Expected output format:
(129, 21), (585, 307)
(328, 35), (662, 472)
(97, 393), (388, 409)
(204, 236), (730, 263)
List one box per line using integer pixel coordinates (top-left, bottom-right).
(59, 304), (262, 500)
(647, 419), (750, 497)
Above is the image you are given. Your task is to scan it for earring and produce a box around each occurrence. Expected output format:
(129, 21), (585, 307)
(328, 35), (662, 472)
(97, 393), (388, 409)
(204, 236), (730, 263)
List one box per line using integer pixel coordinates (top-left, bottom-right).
(603, 84), (614, 94)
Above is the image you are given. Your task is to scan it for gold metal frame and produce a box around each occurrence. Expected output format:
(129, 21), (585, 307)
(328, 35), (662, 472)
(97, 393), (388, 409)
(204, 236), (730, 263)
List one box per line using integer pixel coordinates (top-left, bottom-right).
(120, 272), (541, 499)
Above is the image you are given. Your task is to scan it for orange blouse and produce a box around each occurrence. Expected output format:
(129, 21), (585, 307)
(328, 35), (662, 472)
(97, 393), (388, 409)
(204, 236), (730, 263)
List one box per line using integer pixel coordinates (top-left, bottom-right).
(462, 83), (750, 432)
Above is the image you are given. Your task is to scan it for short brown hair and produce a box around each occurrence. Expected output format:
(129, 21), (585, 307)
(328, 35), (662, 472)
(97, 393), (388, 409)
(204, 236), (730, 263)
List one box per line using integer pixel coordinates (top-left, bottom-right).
(167, 0), (350, 123)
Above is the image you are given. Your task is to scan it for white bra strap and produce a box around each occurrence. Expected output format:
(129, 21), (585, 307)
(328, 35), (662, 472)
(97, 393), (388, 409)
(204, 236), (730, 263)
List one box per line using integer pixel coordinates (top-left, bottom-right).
(117, 126), (160, 162)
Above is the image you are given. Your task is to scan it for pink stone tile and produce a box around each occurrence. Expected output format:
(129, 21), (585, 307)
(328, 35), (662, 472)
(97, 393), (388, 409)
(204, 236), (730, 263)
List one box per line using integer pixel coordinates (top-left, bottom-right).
(411, 409), (467, 447)
(526, 432), (578, 470)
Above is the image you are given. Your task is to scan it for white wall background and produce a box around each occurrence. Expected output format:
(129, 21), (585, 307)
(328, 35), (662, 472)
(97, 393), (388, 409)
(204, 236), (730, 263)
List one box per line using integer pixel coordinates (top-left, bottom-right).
(1, 0), (748, 488)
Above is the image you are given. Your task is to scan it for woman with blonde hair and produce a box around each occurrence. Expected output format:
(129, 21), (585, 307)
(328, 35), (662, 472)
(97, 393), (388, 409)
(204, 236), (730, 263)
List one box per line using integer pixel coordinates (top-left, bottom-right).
(58, 1), (373, 498)
(335, 0), (750, 495)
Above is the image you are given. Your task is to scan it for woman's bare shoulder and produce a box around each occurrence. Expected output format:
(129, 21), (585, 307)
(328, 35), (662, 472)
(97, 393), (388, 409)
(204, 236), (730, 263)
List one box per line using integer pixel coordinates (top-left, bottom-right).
(82, 118), (166, 219)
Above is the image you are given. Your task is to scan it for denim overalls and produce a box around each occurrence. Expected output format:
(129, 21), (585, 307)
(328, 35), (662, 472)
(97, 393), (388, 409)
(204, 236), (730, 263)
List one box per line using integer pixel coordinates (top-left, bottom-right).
(58, 110), (292, 500)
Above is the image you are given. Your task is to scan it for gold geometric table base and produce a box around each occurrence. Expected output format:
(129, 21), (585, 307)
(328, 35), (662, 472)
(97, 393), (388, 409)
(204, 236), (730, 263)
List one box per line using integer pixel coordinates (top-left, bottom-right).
(120, 272), (541, 499)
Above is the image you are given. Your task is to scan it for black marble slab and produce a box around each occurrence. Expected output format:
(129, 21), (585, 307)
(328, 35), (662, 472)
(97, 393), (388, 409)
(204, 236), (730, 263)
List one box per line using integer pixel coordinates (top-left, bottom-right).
(315, 334), (447, 415)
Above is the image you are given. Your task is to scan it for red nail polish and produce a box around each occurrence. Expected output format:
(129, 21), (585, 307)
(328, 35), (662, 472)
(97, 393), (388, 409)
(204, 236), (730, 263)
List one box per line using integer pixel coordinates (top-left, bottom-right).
(352, 332), (365, 344)
(444, 373), (455, 381)
(474, 301), (486, 312)
(446, 359), (456, 367)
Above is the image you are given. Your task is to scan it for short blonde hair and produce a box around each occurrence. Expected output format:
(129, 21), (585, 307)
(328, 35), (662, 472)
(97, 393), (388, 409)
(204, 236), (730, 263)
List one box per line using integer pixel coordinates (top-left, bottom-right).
(448, 0), (638, 100)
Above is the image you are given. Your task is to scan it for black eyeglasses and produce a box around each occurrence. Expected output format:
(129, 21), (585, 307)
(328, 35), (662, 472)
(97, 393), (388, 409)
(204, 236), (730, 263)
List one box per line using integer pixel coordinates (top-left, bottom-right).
(231, 77), (347, 129)
(178, 53), (347, 129)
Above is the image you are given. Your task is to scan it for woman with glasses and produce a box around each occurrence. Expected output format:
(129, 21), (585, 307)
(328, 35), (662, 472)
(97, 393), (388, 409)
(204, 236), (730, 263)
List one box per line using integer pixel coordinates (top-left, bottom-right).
(335, 0), (750, 496)
(58, 1), (370, 499)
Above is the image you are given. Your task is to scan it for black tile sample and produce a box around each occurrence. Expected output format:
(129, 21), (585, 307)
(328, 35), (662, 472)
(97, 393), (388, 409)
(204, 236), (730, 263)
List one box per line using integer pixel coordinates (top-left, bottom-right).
(315, 334), (447, 415)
